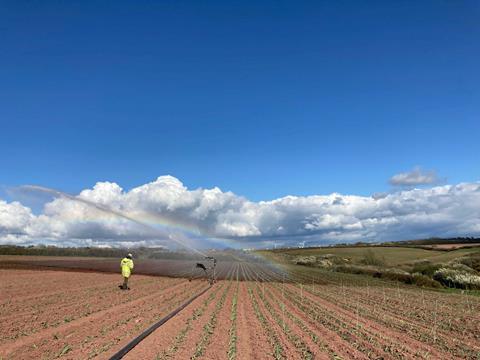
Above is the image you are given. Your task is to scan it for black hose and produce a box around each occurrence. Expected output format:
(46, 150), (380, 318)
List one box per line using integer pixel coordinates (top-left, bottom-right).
(109, 285), (212, 360)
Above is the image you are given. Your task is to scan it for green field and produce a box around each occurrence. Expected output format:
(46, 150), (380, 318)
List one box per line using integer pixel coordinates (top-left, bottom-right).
(258, 244), (480, 291)
(266, 246), (480, 266)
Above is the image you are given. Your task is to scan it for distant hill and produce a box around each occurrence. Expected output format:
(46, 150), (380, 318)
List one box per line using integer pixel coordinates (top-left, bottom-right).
(0, 244), (250, 261)
(384, 237), (480, 246)
(0, 245), (195, 259)
(269, 237), (480, 252)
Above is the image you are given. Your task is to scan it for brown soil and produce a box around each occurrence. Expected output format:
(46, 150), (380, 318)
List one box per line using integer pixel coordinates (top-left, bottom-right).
(0, 268), (206, 359)
(123, 281), (227, 359)
(283, 282), (442, 359)
(2, 259), (479, 359)
(201, 280), (237, 360)
(247, 282), (304, 360)
(425, 243), (480, 249)
(0, 255), (286, 281)
(235, 282), (273, 360)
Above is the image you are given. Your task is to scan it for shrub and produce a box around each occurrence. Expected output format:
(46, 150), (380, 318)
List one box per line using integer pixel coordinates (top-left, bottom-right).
(448, 263), (477, 273)
(333, 264), (380, 277)
(381, 268), (413, 284)
(317, 259), (334, 268)
(433, 268), (480, 289)
(293, 256), (317, 266)
(411, 273), (442, 288)
(359, 249), (385, 267)
(319, 254), (345, 265)
(332, 265), (442, 288)
(411, 261), (442, 277)
(459, 254), (480, 272)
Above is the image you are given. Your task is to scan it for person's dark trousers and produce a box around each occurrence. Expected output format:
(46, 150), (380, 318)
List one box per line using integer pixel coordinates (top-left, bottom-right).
(122, 277), (129, 290)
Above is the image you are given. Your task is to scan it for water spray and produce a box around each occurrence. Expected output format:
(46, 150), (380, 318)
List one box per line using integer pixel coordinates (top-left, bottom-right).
(20, 185), (208, 258)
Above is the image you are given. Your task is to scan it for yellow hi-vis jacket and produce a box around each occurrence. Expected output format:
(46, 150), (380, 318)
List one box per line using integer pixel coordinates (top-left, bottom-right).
(121, 258), (134, 278)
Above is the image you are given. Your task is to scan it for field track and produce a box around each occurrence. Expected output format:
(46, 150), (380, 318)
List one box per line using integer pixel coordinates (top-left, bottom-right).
(1, 258), (480, 359)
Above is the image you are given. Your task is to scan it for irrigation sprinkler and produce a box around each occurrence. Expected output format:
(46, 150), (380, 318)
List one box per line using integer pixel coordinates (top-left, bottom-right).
(204, 256), (217, 285)
(190, 262), (208, 282)
(189, 257), (216, 284)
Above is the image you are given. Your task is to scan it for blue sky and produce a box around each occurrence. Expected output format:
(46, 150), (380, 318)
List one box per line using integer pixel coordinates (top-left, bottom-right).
(1, 0), (479, 202)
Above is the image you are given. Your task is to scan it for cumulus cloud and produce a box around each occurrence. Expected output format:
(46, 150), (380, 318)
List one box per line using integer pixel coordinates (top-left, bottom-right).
(389, 167), (441, 186)
(0, 200), (35, 237)
(1, 175), (480, 248)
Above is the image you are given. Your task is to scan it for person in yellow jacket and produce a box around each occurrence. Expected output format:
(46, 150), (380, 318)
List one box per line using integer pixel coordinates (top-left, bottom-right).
(120, 253), (134, 290)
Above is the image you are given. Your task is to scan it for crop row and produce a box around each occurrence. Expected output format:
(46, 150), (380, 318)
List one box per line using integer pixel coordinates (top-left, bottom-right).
(259, 283), (340, 359)
(305, 280), (479, 338)
(191, 280), (232, 359)
(251, 261), (479, 359)
(228, 279), (239, 360)
(246, 284), (285, 359)
(253, 282), (314, 359)
(251, 266), (420, 359)
(155, 283), (226, 359)
(297, 283), (479, 358)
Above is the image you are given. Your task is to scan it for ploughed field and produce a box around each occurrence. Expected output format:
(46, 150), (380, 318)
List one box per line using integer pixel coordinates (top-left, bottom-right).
(0, 255), (284, 281)
(0, 269), (208, 359)
(1, 260), (480, 359)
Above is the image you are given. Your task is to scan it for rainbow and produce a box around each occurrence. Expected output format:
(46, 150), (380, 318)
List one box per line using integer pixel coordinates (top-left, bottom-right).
(21, 185), (243, 254)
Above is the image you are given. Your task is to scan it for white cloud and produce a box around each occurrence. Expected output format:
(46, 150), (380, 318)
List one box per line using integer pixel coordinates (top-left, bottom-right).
(1, 175), (480, 248)
(0, 200), (35, 236)
(389, 166), (441, 186)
